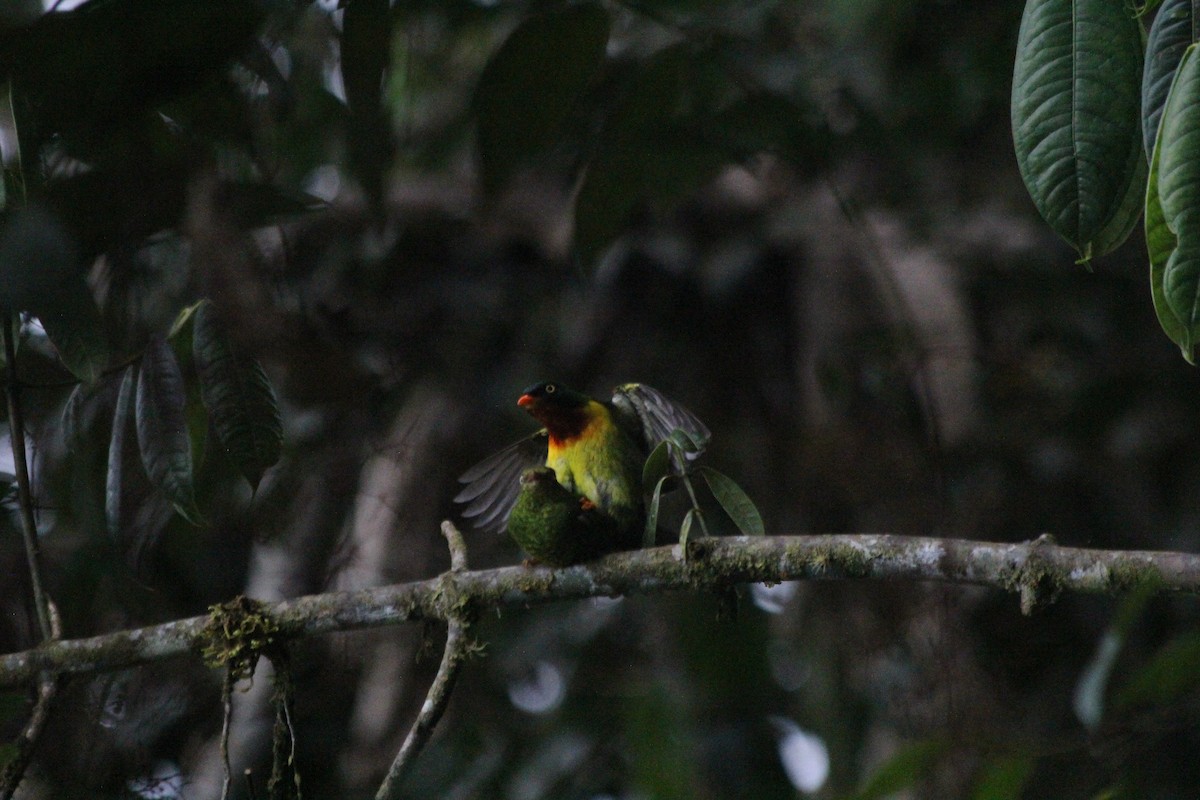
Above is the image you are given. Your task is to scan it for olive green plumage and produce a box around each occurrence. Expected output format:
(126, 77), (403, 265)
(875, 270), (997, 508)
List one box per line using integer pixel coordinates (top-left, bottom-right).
(456, 381), (710, 566)
(507, 467), (631, 566)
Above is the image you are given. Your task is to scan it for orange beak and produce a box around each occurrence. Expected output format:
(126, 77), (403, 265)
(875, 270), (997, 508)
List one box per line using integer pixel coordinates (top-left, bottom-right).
(517, 393), (535, 408)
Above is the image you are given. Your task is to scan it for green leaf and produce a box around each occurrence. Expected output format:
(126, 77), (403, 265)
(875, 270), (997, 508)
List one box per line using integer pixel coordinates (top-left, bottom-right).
(474, 3), (610, 195)
(698, 467), (764, 536)
(1116, 630), (1200, 708)
(1146, 112), (1190, 359)
(971, 755), (1034, 800)
(167, 300), (209, 468)
(679, 507), (696, 552)
(1087, 142), (1147, 260)
(1142, 0), (1193, 159)
(854, 739), (946, 800)
(168, 300), (206, 341)
(106, 365), (137, 539)
(642, 438), (672, 496)
(136, 336), (200, 525)
(644, 474), (670, 548)
(0, 742), (16, 773)
(667, 427), (704, 458)
(61, 383), (84, 454)
(1155, 44), (1200, 346)
(0, 207), (107, 382)
(1011, 0), (1146, 260)
(193, 301), (282, 491)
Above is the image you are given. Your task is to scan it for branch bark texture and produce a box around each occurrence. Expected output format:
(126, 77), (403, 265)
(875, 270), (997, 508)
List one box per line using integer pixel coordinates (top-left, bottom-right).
(1, 532), (1195, 688)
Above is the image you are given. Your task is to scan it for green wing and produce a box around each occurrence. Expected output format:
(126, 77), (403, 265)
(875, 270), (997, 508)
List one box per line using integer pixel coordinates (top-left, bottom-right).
(455, 431), (548, 534)
(609, 383), (710, 457)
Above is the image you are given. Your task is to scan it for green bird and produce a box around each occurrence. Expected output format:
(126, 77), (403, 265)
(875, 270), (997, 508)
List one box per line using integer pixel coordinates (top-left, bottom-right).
(455, 382), (710, 563)
(507, 467), (623, 566)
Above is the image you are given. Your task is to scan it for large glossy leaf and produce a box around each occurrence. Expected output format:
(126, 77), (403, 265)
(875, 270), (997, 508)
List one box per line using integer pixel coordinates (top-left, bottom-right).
(106, 365), (136, 538)
(474, 3), (609, 195)
(1011, 0), (1146, 260)
(193, 301), (282, 491)
(1155, 44), (1200, 347)
(1145, 108), (1191, 359)
(136, 336), (200, 524)
(1142, 0), (1193, 158)
(167, 301), (209, 469)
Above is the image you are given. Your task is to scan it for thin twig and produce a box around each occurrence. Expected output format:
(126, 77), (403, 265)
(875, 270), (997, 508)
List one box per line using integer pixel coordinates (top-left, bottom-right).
(3, 312), (52, 642)
(440, 520), (468, 572)
(0, 314), (60, 800)
(0, 601), (61, 800)
(220, 668), (235, 800)
(374, 522), (474, 800)
(4, 532), (1200, 687)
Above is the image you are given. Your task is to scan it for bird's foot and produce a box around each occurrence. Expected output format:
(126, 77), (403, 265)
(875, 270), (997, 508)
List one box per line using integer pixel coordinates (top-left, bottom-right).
(522, 557), (543, 568)
(578, 498), (596, 511)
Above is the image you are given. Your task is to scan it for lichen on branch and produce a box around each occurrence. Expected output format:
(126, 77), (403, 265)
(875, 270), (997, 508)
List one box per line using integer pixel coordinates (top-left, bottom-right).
(2, 532), (1199, 689)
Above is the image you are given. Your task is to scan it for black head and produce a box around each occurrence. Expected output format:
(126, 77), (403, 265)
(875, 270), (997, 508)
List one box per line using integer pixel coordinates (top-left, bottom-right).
(517, 381), (588, 411)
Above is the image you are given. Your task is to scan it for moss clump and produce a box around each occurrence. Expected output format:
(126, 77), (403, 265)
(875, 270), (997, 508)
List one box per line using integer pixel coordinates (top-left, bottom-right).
(1002, 559), (1063, 616)
(832, 543), (872, 578)
(199, 595), (280, 680)
(1108, 559), (1164, 594)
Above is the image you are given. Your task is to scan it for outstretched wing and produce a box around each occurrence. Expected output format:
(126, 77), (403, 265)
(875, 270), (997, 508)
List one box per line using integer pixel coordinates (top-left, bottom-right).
(455, 431), (549, 534)
(610, 383), (710, 459)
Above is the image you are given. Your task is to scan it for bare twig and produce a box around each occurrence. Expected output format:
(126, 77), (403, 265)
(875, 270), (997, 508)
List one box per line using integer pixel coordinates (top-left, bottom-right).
(3, 532), (1200, 688)
(0, 601), (62, 800)
(0, 314), (61, 800)
(441, 520), (468, 573)
(375, 522), (474, 800)
(3, 312), (52, 642)
(220, 668), (235, 800)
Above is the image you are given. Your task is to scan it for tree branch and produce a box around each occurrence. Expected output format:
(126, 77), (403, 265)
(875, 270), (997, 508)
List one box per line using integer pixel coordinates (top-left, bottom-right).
(376, 521), (474, 799)
(2, 532), (1197, 688)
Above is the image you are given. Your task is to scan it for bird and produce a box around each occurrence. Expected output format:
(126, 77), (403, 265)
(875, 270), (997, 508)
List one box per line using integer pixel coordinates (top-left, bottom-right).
(506, 467), (622, 566)
(455, 382), (710, 563)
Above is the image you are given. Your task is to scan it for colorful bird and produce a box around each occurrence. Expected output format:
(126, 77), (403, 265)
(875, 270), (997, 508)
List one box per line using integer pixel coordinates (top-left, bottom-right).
(455, 382), (709, 562)
(507, 467), (621, 566)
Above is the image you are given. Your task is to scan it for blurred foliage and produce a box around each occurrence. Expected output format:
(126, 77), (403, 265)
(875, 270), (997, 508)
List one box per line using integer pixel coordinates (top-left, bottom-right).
(0, 0), (1198, 799)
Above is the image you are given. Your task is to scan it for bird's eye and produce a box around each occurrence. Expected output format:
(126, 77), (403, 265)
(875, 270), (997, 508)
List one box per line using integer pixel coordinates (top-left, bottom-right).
(545, 384), (556, 393)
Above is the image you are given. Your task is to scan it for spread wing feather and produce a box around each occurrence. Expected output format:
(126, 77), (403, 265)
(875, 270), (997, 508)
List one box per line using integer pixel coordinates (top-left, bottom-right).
(610, 383), (710, 458)
(455, 431), (548, 534)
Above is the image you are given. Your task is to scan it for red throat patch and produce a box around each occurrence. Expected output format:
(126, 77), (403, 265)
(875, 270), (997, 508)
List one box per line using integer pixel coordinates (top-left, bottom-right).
(524, 402), (593, 444)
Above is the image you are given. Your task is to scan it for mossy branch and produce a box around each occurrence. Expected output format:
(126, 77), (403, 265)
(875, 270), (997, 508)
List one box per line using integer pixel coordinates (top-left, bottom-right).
(2, 531), (1199, 688)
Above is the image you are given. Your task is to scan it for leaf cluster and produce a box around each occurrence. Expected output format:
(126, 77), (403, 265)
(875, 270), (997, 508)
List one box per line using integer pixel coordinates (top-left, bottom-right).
(1010, 0), (1200, 361)
(641, 427), (764, 550)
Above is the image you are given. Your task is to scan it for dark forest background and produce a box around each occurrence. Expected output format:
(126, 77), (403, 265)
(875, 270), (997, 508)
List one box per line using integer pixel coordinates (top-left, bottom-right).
(1, 0), (1199, 798)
